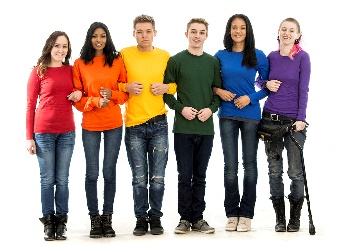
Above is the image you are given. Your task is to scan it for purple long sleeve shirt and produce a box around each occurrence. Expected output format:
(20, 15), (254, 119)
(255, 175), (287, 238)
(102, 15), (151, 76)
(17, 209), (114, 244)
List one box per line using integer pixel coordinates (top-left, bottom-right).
(263, 50), (311, 121)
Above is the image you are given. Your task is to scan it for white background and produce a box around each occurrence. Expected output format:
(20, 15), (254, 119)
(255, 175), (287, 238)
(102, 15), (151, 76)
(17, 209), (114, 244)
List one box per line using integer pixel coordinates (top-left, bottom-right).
(1, 0), (335, 245)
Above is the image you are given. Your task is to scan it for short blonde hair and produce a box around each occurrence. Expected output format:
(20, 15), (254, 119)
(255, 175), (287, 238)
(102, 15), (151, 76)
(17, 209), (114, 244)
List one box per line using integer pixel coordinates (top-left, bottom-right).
(133, 14), (155, 30)
(186, 18), (209, 32)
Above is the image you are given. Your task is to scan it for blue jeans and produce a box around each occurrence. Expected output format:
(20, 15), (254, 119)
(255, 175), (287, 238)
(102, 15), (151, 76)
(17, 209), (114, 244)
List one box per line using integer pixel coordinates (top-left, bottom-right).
(174, 133), (214, 223)
(219, 118), (259, 219)
(125, 118), (168, 219)
(82, 127), (122, 215)
(265, 129), (306, 201)
(35, 131), (75, 217)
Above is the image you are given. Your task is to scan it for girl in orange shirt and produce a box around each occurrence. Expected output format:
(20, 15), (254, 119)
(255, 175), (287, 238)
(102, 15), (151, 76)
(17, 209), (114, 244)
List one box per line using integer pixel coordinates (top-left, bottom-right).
(72, 22), (128, 238)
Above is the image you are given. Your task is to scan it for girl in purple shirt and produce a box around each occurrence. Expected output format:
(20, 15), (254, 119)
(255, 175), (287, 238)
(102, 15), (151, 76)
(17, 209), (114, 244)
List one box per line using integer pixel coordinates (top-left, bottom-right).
(257, 17), (311, 233)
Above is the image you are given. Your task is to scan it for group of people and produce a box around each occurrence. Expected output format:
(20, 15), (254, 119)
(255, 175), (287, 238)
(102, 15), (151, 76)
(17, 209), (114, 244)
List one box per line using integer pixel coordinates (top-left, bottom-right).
(25, 13), (311, 241)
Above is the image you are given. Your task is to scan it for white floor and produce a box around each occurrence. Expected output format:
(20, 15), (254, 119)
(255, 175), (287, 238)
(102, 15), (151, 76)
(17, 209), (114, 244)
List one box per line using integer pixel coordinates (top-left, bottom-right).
(6, 113), (334, 246)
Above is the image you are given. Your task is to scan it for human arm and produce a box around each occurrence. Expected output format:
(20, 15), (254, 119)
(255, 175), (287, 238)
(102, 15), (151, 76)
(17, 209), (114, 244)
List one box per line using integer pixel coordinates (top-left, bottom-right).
(26, 67), (39, 142)
(163, 58), (186, 113)
(104, 59), (129, 104)
(71, 62), (107, 111)
(296, 52), (311, 122)
(67, 90), (82, 102)
(213, 87), (236, 101)
(247, 49), (270, 105)
(150, 82), (177, 96)
(26, 71), (37, 154)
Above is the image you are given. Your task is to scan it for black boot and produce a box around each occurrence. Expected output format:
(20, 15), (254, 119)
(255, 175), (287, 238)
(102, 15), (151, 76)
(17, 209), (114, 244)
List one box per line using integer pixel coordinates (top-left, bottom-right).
(133, 217), (148, 236)
(101, 214), (115, 237)
(287, 197), (304, 232)
(39, 214), (56, 241)
(89, 214), (102, 238)
(55, 215), (68, 240)
(149, 216), (164, 235)
(271, 197), (286, 232)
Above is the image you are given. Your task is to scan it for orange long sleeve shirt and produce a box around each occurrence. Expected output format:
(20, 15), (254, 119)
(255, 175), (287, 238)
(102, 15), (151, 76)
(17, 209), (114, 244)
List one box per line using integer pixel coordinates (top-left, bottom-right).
(72, 55), (128, 131)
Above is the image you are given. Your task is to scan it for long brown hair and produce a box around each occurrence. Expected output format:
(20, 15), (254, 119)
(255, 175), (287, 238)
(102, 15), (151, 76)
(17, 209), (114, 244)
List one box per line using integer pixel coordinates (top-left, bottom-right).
(35, 31), (72, 77)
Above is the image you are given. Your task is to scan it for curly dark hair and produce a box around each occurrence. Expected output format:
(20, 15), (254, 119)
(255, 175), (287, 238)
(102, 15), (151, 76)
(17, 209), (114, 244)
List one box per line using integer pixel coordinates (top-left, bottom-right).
(80, 22), (119, 67)
(223, 14), (257, 69)
(36, 31), (71, 77)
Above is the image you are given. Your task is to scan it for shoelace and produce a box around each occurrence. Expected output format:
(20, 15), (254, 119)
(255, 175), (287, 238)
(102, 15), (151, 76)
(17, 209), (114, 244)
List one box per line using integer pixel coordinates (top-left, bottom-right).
(179, 221), (190, 228)
(195, 220), (208, 228)
(228, 218), (237, 224)
(239, 218), (249, 225)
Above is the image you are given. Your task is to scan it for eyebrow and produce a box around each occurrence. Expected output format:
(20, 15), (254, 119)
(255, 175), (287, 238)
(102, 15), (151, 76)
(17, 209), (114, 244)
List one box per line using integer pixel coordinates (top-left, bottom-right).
(136, 28), (153, 31)
(190, 28), (206, 32)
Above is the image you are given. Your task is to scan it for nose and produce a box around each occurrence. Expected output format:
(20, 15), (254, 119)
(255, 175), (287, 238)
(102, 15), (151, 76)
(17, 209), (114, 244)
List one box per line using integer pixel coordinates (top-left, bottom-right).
(57, 46), (66, 53)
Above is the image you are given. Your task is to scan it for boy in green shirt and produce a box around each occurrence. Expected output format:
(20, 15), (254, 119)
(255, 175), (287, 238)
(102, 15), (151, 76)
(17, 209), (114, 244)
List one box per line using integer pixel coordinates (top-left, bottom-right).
(163, 18), (221, 234)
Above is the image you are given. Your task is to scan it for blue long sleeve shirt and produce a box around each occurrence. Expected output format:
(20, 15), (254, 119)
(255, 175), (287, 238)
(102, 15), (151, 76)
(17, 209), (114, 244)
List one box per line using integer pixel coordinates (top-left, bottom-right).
(214, 49), (269, 121)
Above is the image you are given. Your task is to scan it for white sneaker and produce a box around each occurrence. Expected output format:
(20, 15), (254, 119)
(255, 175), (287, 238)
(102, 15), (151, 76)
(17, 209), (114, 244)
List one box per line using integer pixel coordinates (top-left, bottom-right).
(237, 217), (251, 232)
(225, 217), (239, 231)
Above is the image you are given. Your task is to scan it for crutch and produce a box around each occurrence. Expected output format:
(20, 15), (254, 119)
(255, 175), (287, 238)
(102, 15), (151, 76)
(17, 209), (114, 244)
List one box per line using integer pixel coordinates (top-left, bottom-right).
(289, 127), (316, 235)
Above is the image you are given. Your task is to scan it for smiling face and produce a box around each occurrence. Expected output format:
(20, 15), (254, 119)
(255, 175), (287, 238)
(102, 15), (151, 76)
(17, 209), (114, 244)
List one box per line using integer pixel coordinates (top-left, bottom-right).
(50, 35), (68, 65)
(230, 18), (246, 44)
(278, 21), (300, 46)
(185, 22), (208, 50)
(91, 27), (106, 56)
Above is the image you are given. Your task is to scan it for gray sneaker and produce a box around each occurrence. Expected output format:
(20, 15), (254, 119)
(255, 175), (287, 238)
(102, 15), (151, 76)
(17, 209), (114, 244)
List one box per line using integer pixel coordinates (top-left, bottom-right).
(191, 219), (215, 234)
(174, 220), (191, 234)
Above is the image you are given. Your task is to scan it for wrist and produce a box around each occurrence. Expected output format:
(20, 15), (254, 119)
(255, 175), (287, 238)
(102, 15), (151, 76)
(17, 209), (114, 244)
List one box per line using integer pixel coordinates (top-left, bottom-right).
(264, 80), (269, 89)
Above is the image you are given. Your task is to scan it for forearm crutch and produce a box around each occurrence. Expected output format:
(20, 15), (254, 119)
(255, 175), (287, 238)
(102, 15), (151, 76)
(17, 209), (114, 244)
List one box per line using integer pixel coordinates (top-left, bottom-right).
(289, 129), (316, 235)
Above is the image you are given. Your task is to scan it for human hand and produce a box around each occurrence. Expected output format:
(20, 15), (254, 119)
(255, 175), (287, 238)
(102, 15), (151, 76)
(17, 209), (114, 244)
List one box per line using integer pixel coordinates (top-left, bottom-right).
(150, 83), (169, 96)
(67, 90), (82, 102)
(292, 121), (307, 132)
(126, 82), (143, 96)
(216, 88), (236, 101)
(266, 80), (282, 92)
(181, 107), (198, 120)
(26, 139), (36, 155)
(98, 97), (110, 108)
(100, 87), (112, 99)
(233, 95), (250, 109)
(197, 108), (212, 122)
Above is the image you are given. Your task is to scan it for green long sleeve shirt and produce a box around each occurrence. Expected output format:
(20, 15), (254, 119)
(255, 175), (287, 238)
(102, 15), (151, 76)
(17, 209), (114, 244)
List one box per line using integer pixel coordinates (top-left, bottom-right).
(163, 50), (222, 135)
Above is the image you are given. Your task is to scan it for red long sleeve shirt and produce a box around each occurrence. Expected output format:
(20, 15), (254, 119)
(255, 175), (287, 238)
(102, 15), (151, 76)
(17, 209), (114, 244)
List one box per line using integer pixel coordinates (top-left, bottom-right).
(26, 65), (75, 140)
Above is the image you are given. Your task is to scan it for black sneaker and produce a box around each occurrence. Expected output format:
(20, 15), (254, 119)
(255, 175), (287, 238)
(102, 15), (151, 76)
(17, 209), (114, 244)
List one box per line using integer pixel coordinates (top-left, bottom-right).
(89, 215), (102, 238)
(149, 216), (164, 235)
(101, 214), (116, 237)
(133, 217), (148, 236)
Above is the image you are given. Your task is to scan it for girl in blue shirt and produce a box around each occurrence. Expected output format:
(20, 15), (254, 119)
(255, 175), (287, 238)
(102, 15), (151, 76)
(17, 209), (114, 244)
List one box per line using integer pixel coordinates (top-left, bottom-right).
(213, 13), (269, 232)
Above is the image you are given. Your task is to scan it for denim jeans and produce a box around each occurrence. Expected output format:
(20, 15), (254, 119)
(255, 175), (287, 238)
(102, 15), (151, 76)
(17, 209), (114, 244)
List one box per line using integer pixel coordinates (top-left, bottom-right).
(219, 118), (259, 219)
(125, 118), (168, 219)
(174, 133), (214, 223)
(82, 127), (122, 215)
(35, 131), (75, 217)
(265, 129), (306, 201)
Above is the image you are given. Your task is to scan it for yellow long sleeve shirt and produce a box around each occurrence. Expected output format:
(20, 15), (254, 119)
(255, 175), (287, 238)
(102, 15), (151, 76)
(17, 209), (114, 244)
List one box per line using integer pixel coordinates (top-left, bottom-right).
(120, 46), (176, 127)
